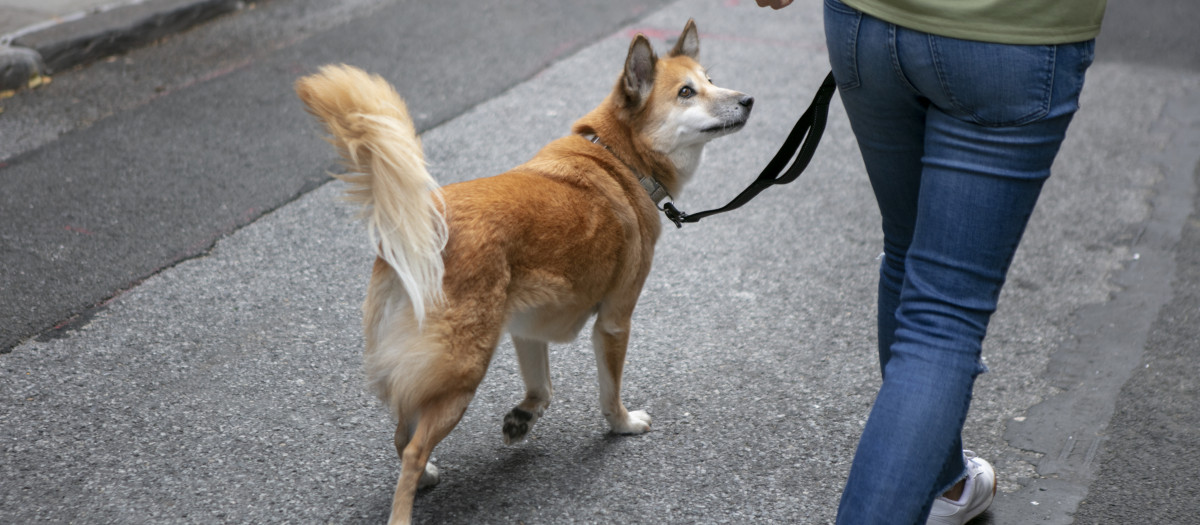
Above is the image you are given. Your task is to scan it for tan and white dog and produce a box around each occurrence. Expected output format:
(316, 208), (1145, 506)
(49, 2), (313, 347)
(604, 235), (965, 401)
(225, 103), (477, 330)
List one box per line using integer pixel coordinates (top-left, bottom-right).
(296, 19), (751, 524)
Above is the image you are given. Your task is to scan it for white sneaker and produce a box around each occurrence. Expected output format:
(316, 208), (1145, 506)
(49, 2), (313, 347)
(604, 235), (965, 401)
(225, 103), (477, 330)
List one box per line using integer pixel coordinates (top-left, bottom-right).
(926, 451), (996, 525)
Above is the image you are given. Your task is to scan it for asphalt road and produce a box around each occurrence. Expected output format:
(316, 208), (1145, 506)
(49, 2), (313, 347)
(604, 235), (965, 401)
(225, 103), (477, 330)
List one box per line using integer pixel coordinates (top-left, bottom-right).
(2, 0), (1198, 523)
(0, 0), (675, 354)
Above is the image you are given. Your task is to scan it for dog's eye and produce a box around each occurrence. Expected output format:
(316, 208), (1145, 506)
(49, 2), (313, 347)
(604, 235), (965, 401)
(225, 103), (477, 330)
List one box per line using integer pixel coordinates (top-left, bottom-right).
(678, 86), (696, 99)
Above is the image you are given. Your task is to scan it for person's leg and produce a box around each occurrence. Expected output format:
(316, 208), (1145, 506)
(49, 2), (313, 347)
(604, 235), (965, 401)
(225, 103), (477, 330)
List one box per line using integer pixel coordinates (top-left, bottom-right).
(826, 3), (935, 519)
(826, 1), (1096, 522)
(823, 0), (924, 373)
(889, 34), (1093, 517)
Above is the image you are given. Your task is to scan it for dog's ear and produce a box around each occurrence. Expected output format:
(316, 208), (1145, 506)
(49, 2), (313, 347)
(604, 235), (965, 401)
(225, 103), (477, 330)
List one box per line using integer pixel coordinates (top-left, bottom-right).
(669, 19), (699, 60)
(622, 34), (657, 106)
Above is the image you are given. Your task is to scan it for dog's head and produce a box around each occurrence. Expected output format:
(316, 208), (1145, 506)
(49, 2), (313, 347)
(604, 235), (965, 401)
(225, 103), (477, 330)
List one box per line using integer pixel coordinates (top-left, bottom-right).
(616, 20), (753, 172)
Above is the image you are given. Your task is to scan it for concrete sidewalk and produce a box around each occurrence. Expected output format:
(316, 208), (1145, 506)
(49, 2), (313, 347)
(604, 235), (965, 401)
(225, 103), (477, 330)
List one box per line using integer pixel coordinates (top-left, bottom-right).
(0, 0), (239, 90)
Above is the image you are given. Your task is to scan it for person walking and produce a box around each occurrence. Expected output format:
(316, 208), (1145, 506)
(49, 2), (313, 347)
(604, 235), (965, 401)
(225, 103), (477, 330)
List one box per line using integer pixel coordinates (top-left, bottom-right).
(756, 0), (1106, 523)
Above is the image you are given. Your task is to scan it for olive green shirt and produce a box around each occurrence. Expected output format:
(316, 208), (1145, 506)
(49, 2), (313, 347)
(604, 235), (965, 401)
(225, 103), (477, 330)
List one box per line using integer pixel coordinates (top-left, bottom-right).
(840, 0), (1106, 44)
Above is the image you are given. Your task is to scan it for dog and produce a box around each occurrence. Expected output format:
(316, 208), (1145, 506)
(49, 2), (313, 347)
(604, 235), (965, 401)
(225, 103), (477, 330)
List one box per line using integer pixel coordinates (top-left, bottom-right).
(295, 19), (752, 524)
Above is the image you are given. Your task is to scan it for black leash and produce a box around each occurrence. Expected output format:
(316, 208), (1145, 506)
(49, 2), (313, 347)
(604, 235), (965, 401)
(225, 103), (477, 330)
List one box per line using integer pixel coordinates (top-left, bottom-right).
(661, 71), (837, 228)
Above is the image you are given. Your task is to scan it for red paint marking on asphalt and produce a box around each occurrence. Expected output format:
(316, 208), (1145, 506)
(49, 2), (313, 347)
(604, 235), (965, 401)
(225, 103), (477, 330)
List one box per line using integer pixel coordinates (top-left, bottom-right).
(238, 207), (259, 223)
(623, 27), (824, 51)
(548, 39), (584, 64)
(64, 225), (96, 235)
(625, 27), (676, 41)
(147, 56), (256, 102)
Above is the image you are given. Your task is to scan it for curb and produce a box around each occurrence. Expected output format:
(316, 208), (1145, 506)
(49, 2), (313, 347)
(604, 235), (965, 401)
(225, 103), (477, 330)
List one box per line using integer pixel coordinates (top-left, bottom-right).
(0, 0), (242, 91)
(0, 45), (43, 91)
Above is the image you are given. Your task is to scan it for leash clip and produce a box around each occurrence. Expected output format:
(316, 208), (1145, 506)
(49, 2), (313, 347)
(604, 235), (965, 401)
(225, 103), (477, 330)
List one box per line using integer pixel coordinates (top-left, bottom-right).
(661, 202), (688, 228)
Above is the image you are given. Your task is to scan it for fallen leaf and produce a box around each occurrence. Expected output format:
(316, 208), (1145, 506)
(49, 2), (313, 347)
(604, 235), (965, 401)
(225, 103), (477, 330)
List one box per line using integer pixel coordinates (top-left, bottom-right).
(27, 74), (53, 89)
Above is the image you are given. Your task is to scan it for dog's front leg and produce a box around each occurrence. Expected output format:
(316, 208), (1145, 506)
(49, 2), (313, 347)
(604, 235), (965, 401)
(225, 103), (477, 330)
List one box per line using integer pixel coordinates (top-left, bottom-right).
(503, 336), (553, 444)
(591, 313), (651, 434)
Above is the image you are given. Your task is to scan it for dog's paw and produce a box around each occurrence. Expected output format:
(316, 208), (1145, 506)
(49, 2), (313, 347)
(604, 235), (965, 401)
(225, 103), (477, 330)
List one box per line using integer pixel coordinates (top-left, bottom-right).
(609, 410), (652, 434)
(502, 407), (538, 445)
(418, 462), (440, 490)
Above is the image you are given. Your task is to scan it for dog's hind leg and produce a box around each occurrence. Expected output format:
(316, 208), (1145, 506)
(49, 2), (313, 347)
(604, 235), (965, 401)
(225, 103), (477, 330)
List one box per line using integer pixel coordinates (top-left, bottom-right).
(591, 308), (651, 434)
(503, 336), (553, 444)
(393, 421), (440, 489)
(388, 392), (473, 525)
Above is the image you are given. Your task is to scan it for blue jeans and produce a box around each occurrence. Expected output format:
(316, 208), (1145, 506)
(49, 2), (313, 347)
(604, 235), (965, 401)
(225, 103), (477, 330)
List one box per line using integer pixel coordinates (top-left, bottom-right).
(823, 0), (1095, 523)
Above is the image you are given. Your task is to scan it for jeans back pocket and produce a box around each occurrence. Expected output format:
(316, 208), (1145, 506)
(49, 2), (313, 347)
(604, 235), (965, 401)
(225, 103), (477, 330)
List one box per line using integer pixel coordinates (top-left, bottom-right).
(824, 0), (862, 91)
(929, 37), (1056, 127)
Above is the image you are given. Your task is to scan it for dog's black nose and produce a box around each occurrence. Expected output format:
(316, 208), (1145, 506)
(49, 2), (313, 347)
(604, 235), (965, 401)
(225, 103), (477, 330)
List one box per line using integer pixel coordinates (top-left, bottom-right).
(739, 95), (755, 109)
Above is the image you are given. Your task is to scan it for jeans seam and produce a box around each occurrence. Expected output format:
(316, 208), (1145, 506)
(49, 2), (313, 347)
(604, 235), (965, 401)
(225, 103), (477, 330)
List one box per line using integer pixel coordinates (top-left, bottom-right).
(929, 35), (957, 113)
(843, 10), (862, 90)
(846, 13), (860, 89)
(1051, 44), (1060, 115)
(1046, 45), (1059, 117)
(888, 25), (919, 96)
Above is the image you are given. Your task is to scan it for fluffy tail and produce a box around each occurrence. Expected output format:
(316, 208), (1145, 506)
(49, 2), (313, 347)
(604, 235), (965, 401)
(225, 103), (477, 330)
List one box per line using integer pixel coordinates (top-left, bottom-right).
(296, 65), (448, 324)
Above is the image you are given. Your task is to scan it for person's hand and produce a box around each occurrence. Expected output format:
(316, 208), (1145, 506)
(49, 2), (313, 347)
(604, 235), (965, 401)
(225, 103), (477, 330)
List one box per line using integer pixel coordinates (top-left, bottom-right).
(755, 0), (794, 9)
